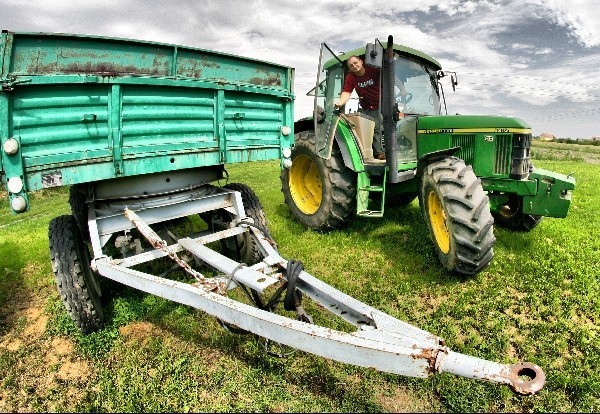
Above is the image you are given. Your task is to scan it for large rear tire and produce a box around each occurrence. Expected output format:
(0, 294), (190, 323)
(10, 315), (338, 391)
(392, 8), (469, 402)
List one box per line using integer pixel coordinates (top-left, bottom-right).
(492, 196), (543, 231)
(281, 131), (356, 231)
(49, 215), (104, 333)
(420, 157), (495, 276)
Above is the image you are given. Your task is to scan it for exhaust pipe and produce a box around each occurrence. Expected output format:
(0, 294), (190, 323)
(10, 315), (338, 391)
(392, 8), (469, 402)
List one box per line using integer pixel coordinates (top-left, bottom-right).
(383, 35), (398, 183)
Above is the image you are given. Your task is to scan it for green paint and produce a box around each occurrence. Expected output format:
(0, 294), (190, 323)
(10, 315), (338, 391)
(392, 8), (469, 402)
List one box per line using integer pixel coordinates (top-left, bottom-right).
(312, 40), (575, 222)
(0, 31), (294, 213)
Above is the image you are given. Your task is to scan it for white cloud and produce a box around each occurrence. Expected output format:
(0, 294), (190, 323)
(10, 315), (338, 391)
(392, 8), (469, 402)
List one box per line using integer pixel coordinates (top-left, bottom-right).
(531, 0), (600, 47)
(1, 0), (598, 137)
(4, 0), (120, 8)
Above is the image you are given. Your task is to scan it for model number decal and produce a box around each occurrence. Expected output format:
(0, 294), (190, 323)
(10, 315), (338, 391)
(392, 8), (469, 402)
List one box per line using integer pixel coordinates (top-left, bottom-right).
(42, 171), (63, 188)
(484, 135), (494, 142)
(424, 129), (454, 134)
(494, 128), (509, 133)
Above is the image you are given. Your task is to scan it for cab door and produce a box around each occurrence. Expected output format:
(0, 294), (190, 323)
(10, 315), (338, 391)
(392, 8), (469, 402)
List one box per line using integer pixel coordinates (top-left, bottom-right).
(312, 43), (344, 159)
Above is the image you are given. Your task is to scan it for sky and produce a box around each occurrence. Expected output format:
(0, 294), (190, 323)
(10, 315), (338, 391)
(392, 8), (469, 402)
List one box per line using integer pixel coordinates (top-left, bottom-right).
(2, 0), (599, 139)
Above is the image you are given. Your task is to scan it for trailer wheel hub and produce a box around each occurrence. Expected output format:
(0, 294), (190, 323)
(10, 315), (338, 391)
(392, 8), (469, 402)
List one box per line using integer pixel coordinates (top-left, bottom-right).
(289, 155), (322, 215)
(428, 190), (450, 254)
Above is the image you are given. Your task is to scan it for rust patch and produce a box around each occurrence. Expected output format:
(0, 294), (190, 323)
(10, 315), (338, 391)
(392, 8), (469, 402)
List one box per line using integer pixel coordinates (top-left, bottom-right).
(506, 362), (546, 395)
(412, 347), (438, 374)
(177, 61), (204, 79)
(248, 74), (281, 87)
(201, 60), (219, 69)
(29, 61), (169, 76)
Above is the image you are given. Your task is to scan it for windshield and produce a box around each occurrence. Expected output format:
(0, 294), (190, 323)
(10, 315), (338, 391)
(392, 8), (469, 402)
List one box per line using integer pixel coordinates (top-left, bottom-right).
(394, 54), (440, 116)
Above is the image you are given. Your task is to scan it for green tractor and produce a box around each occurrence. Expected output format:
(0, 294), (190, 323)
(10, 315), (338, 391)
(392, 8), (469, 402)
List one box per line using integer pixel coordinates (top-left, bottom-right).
(281, 36), (575, 276)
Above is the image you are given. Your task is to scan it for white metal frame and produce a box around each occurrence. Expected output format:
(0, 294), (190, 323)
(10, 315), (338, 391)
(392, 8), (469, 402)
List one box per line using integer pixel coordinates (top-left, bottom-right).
(86, 184), (545, 395)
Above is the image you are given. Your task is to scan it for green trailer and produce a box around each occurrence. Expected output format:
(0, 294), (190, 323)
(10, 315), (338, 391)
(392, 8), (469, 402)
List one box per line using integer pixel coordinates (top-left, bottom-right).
(0, 31), (545, 395)
(0, 30), (294, 213)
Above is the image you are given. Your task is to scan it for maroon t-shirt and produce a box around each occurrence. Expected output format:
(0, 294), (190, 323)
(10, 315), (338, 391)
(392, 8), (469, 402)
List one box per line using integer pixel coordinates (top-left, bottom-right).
(342, 66), (380, 110)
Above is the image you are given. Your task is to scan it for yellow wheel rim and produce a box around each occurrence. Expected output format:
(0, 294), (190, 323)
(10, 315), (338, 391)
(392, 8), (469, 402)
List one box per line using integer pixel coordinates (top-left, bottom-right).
(289, 154), (322, 215)
(428, 190), (450, 254)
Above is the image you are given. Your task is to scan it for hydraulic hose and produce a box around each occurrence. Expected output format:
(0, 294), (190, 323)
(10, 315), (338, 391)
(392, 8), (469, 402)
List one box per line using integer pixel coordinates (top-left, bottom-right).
(284, 259), (304, 311)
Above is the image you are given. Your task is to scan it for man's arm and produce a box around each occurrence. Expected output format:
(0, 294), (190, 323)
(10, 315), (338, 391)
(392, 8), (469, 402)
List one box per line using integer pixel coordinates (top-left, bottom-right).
(335, 91), (352, 108)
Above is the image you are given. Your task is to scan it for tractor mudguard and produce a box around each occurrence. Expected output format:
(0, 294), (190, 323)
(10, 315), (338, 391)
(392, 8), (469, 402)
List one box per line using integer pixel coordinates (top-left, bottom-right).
(522, 168), (575, 217)
(335, 133), (358, 172)
(293, 114), (362, 173)
(316, 112), (340, 160)
(322, 116), (366, 173)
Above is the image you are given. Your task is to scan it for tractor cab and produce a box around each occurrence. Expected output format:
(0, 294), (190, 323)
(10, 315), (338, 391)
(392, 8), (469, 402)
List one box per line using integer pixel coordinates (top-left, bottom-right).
(311, 39), (443, 169)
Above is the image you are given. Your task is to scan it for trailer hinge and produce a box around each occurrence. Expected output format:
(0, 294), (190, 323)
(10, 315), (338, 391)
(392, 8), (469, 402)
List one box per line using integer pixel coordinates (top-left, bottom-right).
(1, 77), (32, 92)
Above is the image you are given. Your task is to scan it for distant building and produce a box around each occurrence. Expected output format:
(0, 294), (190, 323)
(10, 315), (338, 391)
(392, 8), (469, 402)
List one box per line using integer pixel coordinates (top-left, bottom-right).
(539, 132), (555, 141)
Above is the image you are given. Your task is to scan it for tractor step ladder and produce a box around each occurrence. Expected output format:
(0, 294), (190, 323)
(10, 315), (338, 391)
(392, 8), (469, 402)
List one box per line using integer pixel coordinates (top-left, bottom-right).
(357, 168), (386, 217)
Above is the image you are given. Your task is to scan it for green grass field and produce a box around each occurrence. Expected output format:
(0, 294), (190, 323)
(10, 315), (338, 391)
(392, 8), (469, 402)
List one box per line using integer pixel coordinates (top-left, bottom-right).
(1, 143), (598, 412)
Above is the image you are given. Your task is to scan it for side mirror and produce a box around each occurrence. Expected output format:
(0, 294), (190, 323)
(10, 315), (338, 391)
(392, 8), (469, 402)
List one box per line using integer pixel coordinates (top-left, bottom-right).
(451, 74), (458, 91)
(365, 43), (383, 68)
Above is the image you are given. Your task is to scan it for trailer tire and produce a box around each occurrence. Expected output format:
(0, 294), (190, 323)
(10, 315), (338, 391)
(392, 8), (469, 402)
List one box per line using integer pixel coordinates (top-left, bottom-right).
(492, 196), (543, 231)
(49, 215), (104, 333)
(281, 131), (356, 231)
(223, 183), (270, 265)
(419, 157), (495, 276)
(69, 185), (90, 241)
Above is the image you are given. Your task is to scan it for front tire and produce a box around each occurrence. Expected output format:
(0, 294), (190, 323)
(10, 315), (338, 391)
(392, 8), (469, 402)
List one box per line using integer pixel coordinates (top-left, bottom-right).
(281, 131), (356, 231)
(420, 157), (495, 276)
(49, 215), (104, 333)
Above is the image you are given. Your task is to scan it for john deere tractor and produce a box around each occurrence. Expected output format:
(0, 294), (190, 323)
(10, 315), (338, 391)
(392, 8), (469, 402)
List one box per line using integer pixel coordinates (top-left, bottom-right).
(281, 36), (575, 276)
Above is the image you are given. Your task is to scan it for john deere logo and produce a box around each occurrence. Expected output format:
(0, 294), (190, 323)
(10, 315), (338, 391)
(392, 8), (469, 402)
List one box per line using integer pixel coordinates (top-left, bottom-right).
(484, 135), (494, 142)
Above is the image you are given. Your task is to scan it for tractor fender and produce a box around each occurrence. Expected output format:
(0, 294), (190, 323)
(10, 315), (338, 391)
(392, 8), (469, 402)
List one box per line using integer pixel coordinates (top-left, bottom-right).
(334, 132), (358, 172)
(333, 116), (364, 172)
(293, 115), (362, 173)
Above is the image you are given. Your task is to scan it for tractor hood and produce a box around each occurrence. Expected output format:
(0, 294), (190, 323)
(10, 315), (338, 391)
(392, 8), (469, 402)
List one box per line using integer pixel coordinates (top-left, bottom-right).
(417, 115), (531, 134)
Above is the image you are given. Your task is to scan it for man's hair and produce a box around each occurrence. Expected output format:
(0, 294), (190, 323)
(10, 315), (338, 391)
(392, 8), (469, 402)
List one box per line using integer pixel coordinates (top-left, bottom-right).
(346, 55), (363, 66)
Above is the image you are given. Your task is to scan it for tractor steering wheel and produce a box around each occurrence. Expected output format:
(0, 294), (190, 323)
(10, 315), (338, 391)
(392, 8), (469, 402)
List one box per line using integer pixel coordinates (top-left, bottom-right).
(396, 92), (413, 104)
